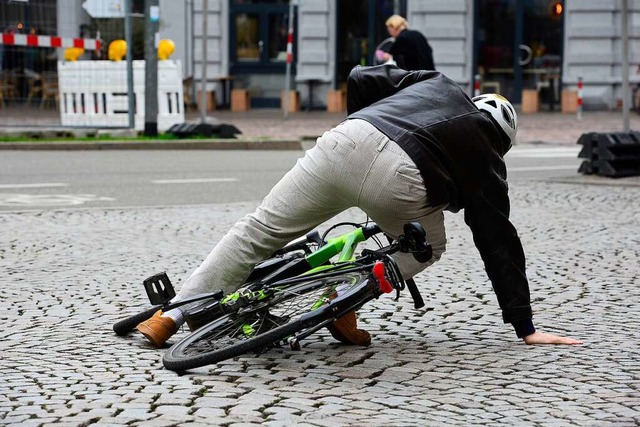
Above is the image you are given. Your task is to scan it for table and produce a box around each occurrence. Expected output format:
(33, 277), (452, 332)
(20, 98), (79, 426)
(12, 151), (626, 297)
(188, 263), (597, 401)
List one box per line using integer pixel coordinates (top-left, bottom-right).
(298, 78), (323, 111)
(211, 76), (234, 109)
(487, 67), (561, 110)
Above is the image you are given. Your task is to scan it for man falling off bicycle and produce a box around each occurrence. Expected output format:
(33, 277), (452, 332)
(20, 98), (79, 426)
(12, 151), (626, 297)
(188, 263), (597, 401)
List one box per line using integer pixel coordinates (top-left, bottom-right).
(138, 64), (581, 348)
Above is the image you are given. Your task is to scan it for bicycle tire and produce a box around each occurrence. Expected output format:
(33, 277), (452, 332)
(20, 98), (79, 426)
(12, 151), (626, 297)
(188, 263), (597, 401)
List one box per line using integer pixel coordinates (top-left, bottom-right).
(113, 305), (162, 336)
(163, 271), (375, 371)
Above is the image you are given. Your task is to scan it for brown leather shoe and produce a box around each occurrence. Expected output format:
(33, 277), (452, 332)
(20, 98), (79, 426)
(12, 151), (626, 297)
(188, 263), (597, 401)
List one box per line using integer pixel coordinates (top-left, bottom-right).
(326, 310), (371, 346)
(137, 310), (178, 348)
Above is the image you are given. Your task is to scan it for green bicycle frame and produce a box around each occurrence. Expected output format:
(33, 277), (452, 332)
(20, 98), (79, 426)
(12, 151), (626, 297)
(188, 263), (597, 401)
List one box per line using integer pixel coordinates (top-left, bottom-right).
(305, 227), (367, 271)
(222, 227), (369, 304)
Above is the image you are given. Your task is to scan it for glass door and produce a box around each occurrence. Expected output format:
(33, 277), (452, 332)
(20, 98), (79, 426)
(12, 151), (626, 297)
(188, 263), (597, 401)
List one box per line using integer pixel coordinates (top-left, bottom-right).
(474, 0), (563, 109)
(230, 1), (292, 107)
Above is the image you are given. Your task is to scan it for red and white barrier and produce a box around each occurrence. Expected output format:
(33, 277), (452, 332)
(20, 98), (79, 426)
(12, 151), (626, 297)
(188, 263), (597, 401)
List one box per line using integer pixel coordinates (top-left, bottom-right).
(0, 34), (101, 50)
(58, 60), (184, 131)
(474, 74), (481, 97)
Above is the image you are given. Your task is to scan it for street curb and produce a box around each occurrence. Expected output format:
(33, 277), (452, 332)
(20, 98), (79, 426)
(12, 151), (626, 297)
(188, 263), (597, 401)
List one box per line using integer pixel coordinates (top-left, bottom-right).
(0, 138), (306, 151)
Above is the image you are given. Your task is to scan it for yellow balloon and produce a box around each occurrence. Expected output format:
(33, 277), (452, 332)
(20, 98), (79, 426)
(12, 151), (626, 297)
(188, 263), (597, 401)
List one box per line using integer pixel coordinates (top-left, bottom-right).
(158, 39), (175, 60)
(108, 39), (127, 61)
(64, 47), (84, 61)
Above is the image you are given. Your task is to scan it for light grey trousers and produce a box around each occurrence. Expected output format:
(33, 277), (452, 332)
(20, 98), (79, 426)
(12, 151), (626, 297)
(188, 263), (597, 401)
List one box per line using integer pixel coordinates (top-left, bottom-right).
(177, 119), (447, 299)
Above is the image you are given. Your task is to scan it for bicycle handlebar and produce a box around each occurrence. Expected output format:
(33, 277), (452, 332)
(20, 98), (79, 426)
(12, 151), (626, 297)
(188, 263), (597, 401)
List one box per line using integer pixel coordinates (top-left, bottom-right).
(361, 223), (382, 239)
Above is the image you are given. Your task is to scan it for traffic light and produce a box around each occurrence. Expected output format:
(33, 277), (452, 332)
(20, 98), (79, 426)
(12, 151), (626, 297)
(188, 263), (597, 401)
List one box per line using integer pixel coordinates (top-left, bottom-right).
(550, 1), (563, 17)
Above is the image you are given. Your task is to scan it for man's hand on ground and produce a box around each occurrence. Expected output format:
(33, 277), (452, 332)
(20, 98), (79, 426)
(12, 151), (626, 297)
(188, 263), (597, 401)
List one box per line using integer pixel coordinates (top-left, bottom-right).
(523, 331), (583, 345)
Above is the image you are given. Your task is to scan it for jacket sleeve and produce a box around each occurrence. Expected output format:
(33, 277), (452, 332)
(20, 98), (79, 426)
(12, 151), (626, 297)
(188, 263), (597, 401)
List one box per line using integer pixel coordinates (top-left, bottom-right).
(463, 175), (533, 325)
(346, 65), (433, 114)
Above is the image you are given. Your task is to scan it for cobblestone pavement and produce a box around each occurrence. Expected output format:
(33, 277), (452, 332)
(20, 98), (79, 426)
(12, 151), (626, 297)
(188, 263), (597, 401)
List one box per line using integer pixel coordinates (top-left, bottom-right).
(2, 177), (640, 426)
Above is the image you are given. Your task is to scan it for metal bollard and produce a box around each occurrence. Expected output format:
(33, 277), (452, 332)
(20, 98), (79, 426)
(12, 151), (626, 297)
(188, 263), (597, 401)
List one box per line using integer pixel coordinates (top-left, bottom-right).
(577, 76), (583, 121)
(474, 74), (481, 97)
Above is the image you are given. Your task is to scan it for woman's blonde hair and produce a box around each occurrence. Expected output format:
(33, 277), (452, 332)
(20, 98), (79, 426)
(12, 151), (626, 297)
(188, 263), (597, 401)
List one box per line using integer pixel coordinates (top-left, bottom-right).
(385, 15), (408, 31)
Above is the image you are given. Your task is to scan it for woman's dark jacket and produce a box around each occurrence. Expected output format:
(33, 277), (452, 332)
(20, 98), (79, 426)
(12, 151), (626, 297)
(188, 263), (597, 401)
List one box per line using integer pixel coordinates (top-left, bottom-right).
(389, 29), (435, 71)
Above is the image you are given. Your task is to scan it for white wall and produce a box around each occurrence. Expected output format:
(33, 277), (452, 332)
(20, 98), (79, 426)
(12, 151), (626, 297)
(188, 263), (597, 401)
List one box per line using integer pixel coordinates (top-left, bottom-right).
(296, 0), (335, 105)
(408, 0), (472, 91)
(57, 0), (91, 60)
(190, 0), (228, 103)
(159, 0), (188, 77)
(563, 0), (640, 108)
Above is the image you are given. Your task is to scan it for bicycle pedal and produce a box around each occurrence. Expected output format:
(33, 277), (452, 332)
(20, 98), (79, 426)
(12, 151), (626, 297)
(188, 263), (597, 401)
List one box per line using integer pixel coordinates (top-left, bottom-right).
(143, 272), (176, 305)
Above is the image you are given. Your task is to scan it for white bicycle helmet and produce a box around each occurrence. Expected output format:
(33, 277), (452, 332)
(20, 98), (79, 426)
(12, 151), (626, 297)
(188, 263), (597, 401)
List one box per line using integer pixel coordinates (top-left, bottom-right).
(472, 93), (518, 152)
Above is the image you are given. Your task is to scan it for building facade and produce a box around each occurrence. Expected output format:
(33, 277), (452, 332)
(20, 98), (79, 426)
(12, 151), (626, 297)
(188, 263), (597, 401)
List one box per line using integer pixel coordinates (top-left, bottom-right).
(168, 0), (640, 111)
(2, 0), (638, 111)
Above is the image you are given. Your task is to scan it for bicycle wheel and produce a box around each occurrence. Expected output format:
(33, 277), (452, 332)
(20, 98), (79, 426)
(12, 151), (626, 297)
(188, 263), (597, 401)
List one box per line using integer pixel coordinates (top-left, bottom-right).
(163, 271), (375, 371)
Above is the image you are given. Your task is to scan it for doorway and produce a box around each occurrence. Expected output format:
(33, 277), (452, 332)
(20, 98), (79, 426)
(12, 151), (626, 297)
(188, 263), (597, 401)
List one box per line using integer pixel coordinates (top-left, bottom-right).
(474, 0), (564, 109)
(229, 0), (293, 108)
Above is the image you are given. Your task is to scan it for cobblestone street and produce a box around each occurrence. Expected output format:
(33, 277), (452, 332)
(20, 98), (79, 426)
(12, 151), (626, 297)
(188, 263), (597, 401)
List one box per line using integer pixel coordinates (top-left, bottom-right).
(1, 177), (639, 425)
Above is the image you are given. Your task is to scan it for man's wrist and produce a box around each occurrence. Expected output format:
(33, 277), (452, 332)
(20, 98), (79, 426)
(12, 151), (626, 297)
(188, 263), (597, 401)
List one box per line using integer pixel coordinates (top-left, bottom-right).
(512, 319), (535, 338)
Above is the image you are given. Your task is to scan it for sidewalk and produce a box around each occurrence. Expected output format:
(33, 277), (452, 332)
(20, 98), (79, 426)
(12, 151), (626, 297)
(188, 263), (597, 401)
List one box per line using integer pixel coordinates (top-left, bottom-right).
(1, 105), (639, 146)
(197, 109), (640, 146)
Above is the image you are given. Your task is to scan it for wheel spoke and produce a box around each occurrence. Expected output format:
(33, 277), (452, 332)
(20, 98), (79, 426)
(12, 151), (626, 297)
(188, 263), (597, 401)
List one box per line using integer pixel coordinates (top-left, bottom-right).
(164, 272), (371, 369)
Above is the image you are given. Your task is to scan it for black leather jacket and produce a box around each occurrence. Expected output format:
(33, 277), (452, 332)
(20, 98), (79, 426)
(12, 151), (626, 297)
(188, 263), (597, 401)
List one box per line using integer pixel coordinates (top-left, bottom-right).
(347, 65), (532, 326)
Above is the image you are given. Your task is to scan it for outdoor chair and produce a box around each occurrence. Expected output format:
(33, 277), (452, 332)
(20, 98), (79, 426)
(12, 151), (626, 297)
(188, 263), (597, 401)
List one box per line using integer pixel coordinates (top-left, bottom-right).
(39, 72), (59, 109)
(24, 69), (43, 106)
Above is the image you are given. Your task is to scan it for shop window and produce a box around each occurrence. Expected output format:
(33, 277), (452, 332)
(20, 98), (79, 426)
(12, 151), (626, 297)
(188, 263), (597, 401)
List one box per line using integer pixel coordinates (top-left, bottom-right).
(230, 2), (292, 72)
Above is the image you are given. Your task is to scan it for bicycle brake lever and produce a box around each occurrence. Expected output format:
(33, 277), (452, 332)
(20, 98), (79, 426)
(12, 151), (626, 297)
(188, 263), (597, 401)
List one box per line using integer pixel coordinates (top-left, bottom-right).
(306, 230), (325, 247)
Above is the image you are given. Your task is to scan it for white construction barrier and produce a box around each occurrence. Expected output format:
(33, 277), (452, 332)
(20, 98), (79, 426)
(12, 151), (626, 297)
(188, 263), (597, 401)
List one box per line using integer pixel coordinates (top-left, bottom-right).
(57, 60), (184, 131)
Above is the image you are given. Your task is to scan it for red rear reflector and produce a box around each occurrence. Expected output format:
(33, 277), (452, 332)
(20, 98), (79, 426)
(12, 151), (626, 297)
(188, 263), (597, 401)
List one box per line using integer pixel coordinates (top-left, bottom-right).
(373, 262), (393, 293)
